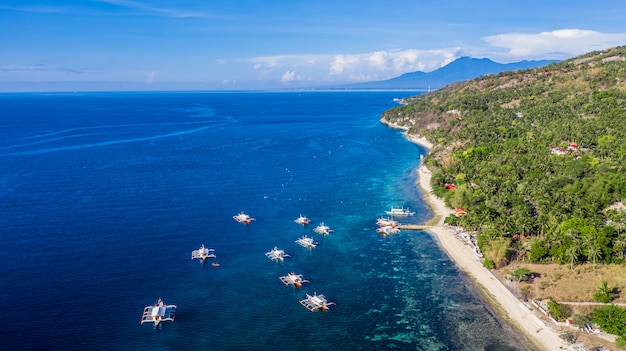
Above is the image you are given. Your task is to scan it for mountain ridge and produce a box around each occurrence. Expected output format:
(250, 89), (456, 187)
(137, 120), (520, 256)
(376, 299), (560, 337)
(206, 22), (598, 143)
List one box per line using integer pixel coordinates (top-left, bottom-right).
(330, 56), (558, 90)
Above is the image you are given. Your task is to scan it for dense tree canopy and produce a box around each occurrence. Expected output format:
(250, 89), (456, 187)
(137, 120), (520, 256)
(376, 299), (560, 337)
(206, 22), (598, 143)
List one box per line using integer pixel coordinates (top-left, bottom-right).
(382, 46), (626, 267)
(591, 305), (626, 336)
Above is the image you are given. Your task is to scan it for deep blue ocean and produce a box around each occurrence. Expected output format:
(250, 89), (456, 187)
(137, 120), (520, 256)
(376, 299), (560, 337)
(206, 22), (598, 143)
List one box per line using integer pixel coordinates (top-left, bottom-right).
(0, 91), (533, 350)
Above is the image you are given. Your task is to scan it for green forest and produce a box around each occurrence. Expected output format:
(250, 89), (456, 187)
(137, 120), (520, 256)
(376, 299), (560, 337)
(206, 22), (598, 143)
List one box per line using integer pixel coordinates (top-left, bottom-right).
(382, 46), (626, 269)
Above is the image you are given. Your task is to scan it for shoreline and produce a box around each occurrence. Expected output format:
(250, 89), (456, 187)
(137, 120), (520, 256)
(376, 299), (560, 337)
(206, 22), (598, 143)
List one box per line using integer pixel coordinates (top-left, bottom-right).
(406, 133), (566, 351)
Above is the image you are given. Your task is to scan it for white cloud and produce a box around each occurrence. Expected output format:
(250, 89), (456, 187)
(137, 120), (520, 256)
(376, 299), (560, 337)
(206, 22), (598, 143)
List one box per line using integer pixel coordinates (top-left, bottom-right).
(248, 48), (462, 84)
(367, 51), (388, 69)
(280, 70), (299, 84)
(327, 48), (462, 82)
(329, 54), (360, 75)
(483, 29), (626, 61)
(391, 50), (420, 71)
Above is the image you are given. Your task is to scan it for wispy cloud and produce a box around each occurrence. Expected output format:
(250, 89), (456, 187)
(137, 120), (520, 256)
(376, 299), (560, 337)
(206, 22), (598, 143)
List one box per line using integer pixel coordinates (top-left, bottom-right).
(483, 29), (626, 61)
(0, 5), (71, 14)
(0, 64), (87, 74)
(0, 64), (97, 83)
(0, 1), (211, 18)
(95, 0), (209, 18)
(251, 55), (291, 70)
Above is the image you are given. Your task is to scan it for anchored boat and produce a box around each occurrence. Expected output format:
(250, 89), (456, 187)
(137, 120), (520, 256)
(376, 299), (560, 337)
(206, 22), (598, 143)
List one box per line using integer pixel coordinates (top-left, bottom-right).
(295, 235), (317, 249)
(376, 217), (399, 228)
(233, 211), (255, 224)
(191, 244), (216, 262)
(299, 292), (335, 312)
(265, 246), (290, 262)
(140, 298), (176, 326)
(293, 214), (311, 225)
(385, 207), (415, 217)
(377, 225), (401, 235)
(312, 222), (334, 235)
(279, 272), (309, 288)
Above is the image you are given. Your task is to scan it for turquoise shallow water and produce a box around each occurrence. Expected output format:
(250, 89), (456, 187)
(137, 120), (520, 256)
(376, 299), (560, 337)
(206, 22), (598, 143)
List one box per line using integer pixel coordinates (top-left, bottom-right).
(0, 91), (533, 350)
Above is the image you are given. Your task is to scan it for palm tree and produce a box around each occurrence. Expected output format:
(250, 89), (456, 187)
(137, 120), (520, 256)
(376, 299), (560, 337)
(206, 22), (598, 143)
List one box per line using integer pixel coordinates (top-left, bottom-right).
(607, 209), (626, 235)
(613, 232), (626, 259)
(587, 241), (602, 265)
(593, 281), (615, 303)
(565, 239), (582, 270)
(580, 235), (601, 265)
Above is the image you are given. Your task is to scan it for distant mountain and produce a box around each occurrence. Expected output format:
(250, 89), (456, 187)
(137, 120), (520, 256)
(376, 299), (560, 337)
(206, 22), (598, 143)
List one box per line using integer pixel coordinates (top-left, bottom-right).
(335, 56), (558, 90)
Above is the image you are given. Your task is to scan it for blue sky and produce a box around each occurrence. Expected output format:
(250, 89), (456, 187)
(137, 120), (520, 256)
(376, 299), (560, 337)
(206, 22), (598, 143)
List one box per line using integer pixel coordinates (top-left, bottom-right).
(2, 0), (626, 91)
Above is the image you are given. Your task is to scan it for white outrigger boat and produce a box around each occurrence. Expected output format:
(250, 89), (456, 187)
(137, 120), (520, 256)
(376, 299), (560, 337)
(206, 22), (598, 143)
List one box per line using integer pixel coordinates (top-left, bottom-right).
(295, 235), (317, 249)
(312, 222), (334, 235)
(376, 217), (399, 228)
(140, 298), (176, 326)
(233, 211), (255, 224)
(191, 244), (216, 262)
(265, 246), (290, 262)
(377, 225), (401, 235)
(299, 292), (335, 312)
(385, 207), (415, 217)
(293, 214), (311, 225)
(279, 272), (310, 288)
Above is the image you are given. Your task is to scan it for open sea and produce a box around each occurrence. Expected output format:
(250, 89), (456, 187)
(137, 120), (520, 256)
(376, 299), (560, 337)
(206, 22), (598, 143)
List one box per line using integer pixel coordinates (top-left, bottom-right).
(0, 91), (534, 350)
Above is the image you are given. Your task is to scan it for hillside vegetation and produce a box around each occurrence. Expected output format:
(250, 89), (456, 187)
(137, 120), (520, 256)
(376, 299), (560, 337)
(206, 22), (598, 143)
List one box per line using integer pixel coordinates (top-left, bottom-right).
(382, 46), (626, 269)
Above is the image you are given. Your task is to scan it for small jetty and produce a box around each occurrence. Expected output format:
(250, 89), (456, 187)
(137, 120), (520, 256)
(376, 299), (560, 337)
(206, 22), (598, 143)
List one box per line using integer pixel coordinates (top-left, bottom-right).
(385, 207), (415, 217)
(293, 214), (311, 225)
(295, 235), (317, 249)
(313, 222), (334, 235)
(233, 211), (255, 224)
(191, 244), (216, 262)
(299, 292), (335, 312)
(397, 224), (434, 231)
(265, 246), (290, 262)
(279, 272), (309, 288)
(140, 298), (176, 326)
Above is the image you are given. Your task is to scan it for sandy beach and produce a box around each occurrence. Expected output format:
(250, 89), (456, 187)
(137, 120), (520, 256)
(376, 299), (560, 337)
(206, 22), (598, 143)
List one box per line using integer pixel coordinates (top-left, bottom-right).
(412, 138), (567, 351)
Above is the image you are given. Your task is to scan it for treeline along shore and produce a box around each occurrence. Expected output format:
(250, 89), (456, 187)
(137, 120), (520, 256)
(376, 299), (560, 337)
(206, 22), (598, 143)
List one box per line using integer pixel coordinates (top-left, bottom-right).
(382, 46), (626, 350)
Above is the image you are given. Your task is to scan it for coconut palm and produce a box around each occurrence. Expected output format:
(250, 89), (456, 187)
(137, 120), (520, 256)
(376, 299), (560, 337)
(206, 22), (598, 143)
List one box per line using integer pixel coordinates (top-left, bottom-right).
(587, 241), (602, 265)
(613, 232), (626, 259)
(565, 239), (582, 270)
(593, 281), (615, 303)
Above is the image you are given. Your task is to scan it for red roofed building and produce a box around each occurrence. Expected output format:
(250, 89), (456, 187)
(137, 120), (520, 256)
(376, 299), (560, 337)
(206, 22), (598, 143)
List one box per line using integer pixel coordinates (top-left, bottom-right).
(455, 208), (467, 216)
